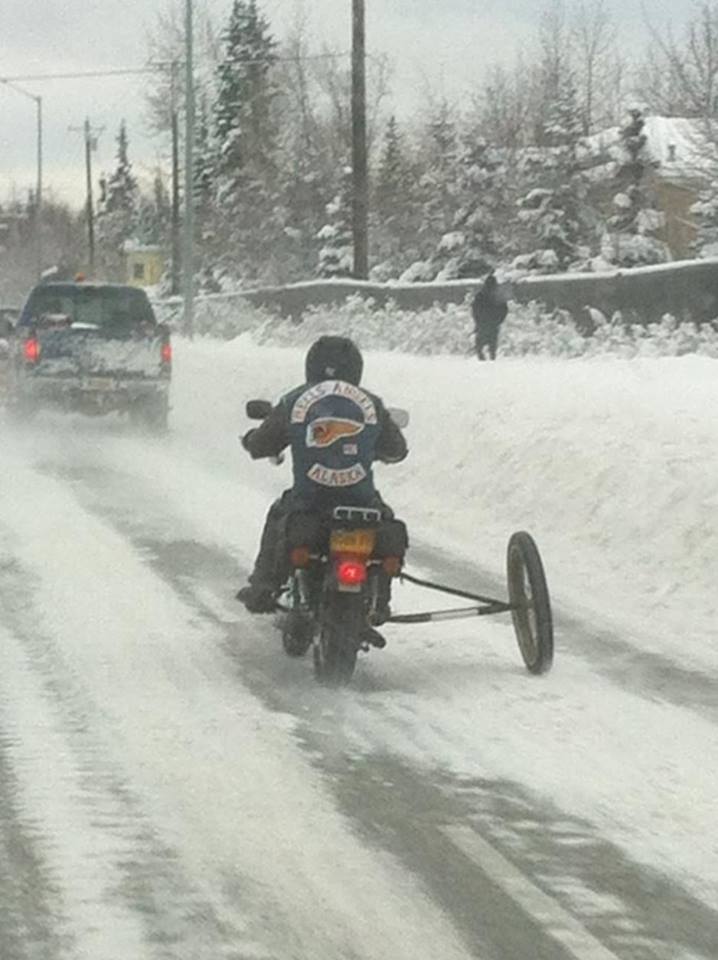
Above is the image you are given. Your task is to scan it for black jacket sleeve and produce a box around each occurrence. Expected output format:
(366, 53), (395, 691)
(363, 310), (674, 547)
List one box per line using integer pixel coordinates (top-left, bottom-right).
(242, 403), (290, 460)
(375, 403), (409, 464)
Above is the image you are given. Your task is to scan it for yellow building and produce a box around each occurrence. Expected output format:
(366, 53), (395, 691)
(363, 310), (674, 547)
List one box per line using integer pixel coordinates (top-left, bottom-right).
(124, 243), (165, 288)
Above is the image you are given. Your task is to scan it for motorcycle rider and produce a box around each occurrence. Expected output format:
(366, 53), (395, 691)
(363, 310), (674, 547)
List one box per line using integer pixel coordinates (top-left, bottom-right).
(236, 336), (408, 629)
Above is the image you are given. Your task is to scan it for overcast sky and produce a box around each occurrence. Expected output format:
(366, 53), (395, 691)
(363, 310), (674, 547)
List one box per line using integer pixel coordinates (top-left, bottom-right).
(0, 0), (695, 207)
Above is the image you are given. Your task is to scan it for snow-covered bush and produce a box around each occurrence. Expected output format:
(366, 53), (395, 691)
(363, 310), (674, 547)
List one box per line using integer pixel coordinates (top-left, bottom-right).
(155, 292), (718, 360)
(250, 297), (718, 360)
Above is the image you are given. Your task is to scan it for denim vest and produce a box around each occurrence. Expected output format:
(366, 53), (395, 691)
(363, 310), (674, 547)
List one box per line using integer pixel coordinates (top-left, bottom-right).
(282, 380), (383, 507)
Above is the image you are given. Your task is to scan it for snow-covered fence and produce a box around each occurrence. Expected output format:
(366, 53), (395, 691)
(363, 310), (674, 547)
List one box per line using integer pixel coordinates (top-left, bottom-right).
(153, 257), (718, 329)
(153, 292), (718, 359)
(512, 257), (718, 324)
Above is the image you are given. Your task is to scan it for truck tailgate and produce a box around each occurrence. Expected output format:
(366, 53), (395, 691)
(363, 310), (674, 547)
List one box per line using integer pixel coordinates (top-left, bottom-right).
(35, 327), (164, 379)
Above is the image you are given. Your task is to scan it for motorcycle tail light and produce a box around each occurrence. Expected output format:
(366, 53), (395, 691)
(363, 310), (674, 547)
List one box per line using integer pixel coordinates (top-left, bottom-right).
(290, 546), (311, 568)
(24, 336), (40, 363)
(161, 341), (172, 364)
(336, 558), (367, 586)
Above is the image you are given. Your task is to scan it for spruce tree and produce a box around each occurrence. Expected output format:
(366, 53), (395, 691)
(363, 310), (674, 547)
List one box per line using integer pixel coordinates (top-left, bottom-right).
(96, 121), (139, 280)
(430, 139), (506, 280)
(372, 116), (420, 278)
(214, 0), (281, 283)
(511, 72), (592, 274)
(136, 169), (171, 247)
(402, 101), (461, 280)
(317, 165), (354, 278)
(602, 108), (668, 266)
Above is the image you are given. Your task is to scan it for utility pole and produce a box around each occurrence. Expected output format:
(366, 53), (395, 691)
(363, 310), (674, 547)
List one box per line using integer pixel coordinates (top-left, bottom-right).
(183, 0), (196, 338)
(70, 118), (102, 275)
(84, 119), (96, 275)
(170, 61), (181, 296)
(351, 0), (369, 279)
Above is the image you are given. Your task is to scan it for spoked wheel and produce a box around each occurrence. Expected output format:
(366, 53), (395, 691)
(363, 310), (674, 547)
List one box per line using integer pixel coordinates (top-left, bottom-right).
(313, 593), (363, 687)
(281, 611), (314, 658)
(507, 531), (553, 674)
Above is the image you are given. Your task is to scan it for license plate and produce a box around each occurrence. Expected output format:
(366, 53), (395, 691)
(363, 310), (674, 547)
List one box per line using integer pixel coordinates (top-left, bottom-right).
(330, 529), (376, 555)
(83, 377), (115, 391)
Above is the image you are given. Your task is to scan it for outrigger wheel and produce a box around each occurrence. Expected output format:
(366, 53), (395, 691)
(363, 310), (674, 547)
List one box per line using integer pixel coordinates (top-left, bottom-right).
(506, 531), (554, 674)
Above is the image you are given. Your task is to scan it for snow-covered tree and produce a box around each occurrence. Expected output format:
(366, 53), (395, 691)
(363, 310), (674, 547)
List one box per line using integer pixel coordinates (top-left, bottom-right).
(510, 72), (591, 274)
(602, 108), (669, 267)
(543, 71), (583, 148)
(214, 0), (281, 282)
(136, 168), (171, 247)
(317, 165), (353, 278)
(271, 18), (334, 282)
(96, 121), (140, 279)
(192, 93), (218, 261)
(401, 100), (461, 280)
(690, 179), (718, 257)
(430, 140), (506, 279)
(371, 116), (422, 279)
(476, 60), (532, 149)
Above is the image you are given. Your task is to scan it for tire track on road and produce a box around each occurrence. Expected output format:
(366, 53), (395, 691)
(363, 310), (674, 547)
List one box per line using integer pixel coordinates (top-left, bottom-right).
(37, 457), (718, 960)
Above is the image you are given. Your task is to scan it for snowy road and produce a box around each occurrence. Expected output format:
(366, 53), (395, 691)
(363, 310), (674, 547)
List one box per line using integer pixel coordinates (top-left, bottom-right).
(1, 340), (716, 959)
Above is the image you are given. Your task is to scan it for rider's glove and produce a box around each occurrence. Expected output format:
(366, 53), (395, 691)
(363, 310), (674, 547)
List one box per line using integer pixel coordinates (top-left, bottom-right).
(241, 428), (257, 451)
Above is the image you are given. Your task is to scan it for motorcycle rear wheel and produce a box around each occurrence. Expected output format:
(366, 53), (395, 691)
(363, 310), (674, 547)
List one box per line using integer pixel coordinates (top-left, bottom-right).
(313, 593), (363, 687)
(507, 531), (554, 675)
(281, 611), (314, 658)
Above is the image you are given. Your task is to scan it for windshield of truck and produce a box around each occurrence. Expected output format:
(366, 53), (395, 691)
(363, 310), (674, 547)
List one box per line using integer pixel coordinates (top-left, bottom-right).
(22, 286), (156, 328)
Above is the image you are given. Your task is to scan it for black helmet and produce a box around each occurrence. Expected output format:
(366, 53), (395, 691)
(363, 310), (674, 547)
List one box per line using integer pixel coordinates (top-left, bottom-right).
(305, 336), (363, 385)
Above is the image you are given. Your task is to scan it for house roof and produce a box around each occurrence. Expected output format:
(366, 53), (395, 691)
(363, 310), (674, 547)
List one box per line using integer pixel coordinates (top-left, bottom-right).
(586, 115), (717, 182)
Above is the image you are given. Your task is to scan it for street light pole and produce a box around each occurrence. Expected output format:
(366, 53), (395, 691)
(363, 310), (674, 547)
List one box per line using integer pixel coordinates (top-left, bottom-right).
(183, 0), (196, 338)
(0, 79), (43, 278)
(35, 95), (43, 278)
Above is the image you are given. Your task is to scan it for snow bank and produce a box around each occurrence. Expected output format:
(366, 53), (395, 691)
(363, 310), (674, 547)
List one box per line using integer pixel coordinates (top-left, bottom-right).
(179, 336), (718, 676)
(157, 293), (718, 359)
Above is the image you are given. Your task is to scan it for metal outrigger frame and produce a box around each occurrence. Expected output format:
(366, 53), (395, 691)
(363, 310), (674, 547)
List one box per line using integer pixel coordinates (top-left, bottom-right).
(387, 571), (515, 625)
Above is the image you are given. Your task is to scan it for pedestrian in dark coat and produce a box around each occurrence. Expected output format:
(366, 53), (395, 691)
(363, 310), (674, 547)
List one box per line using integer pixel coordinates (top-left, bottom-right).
(471, 272), (508, 361)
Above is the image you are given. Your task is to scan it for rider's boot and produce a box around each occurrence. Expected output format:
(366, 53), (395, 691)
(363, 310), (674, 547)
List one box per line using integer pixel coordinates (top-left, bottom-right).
(236, 582), (278, 614)
(361, 625), (387, 649)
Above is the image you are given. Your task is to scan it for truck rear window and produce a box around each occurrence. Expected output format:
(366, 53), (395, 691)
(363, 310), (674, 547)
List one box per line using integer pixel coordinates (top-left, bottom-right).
(22, 286), (156, 329)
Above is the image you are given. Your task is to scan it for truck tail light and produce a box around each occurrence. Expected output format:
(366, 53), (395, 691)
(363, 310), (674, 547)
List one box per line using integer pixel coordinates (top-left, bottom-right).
(23, 337), (40, 363)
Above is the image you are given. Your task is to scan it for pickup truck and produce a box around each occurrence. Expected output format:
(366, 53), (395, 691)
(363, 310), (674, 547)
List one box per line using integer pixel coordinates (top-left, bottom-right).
(6, 281), (171, 430)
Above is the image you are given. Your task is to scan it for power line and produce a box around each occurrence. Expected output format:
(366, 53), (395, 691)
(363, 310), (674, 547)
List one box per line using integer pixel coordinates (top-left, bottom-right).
(0, 52), (354, 86)
(0, 67), (169, 84)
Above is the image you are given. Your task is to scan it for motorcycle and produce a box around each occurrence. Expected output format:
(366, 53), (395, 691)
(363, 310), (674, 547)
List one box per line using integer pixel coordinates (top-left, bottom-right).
(243, 400), (554, 688)
(245, 399), (408, 687)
